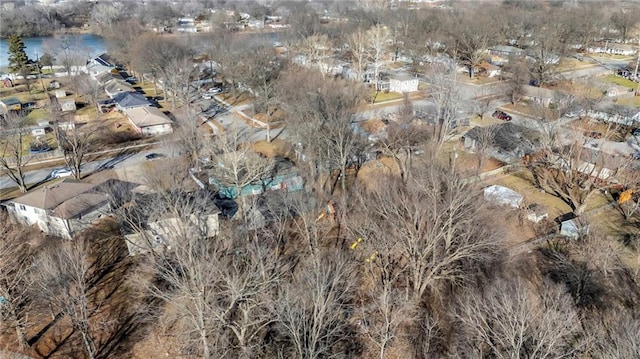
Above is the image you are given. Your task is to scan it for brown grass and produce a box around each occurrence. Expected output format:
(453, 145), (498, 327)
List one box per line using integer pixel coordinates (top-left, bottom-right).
(251, 139), (292, 158)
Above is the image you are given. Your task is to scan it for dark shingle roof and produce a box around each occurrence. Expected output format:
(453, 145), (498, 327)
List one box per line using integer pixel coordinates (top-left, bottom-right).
(112, 92), (150, 108)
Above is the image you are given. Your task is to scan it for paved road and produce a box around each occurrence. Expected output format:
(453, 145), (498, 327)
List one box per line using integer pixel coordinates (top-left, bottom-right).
(0, 147), (177, 191)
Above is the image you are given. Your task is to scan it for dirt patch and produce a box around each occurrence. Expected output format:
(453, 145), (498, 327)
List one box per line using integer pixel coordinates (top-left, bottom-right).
(357, 156), (401, 190)
(569, 118), (628, 141)
(251, 139), (292, 158)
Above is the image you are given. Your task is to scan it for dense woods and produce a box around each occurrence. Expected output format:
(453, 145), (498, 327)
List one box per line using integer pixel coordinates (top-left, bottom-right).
(1, 0), (640, 358)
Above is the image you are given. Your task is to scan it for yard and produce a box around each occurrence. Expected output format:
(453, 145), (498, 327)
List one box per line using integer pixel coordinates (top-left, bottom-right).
(602, 74), (639, 89)
(570, 118), (629, 142)
(617, 95), (640, 107)
(369, 90), (404, 103)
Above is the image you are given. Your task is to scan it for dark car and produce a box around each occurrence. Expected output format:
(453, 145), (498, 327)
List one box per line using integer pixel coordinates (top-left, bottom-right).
(492, 110), (512, 121)
(145, 153), (166, 160)
(584, 131), (602, 139)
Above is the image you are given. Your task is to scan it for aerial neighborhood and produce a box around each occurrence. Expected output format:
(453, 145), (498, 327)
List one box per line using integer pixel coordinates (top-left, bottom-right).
(1, 0), (640, 358)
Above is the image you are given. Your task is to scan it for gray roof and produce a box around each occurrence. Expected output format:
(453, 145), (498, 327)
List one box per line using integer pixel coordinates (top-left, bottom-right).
(112, 92), (150, 109)
(0, 97), (21, 106)
(465, 122), (541, 155)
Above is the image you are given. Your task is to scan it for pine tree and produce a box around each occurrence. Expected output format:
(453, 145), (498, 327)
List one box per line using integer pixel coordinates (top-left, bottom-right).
(7, 34), (29, 74)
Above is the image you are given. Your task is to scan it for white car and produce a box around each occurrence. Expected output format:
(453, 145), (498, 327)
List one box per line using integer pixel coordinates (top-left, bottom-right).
(206, 87), (222, 94)
(51, 168), (74, 178)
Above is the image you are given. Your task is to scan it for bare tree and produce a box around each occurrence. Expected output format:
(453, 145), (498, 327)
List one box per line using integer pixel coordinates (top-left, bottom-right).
(55, 122), (94, 180)
(502, 57), (530, 105)
(275, 251), (357, 359)
(347, 27), (370, 83)
(454, 277), (585, 358)
(43, 33), (87, 77)
(0, 113), (32, 193)
(473, 125), (497, 175)
(127, 189), (281, 358)
(132, 35), (192, 103)
(609, 5), (640, 43)
(366, 24), (390, 91)
(451, 9), (496, 78)
(34, 239), (97, 359)
(351, 167), (502, 303)
(89, 2), (125, 35)
(0, 213), (38, 349)
(202, 127), (274, 218)
(526, 140), (625, 215)
(427, 63), (463, 154)
(375, 94), (429, 182)
(238, 43), (282, 142)
(172, 107), (209, 166)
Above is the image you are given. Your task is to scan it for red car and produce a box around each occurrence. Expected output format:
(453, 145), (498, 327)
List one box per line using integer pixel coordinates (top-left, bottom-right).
(492, 110), (512, 121)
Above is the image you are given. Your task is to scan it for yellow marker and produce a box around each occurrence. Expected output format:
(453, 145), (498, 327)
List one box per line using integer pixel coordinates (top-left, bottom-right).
(365, 251), (378, 263)
(619, 189), (633, 204)
(350, 237), (363, 250)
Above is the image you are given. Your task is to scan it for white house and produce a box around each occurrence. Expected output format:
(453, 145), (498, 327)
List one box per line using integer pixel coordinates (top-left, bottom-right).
(388, 74), (418, 93)
(86, 54), (116, 79)
(587, 42), (637, 56)
(7, 179), (112, 239)
(104, 79), (135, 98)
(123, 106), (173, 136)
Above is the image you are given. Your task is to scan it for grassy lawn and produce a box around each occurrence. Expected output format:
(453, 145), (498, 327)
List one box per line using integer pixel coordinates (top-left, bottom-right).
(617, 95), (640, 107)
(602, 74), (638, 89)
(26, 108), (49, 124)
(370, 91), (404, 103)
(76, 104), (98, 119)
(493, 172), (573, 219)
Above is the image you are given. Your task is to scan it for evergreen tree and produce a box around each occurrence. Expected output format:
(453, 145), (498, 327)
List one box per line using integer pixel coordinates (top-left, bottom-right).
(39, 52), (55, 72)
(7, 34), (29, 74)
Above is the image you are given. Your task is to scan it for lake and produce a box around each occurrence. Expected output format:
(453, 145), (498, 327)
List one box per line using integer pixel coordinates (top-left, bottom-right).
(0, 33), (106, 69)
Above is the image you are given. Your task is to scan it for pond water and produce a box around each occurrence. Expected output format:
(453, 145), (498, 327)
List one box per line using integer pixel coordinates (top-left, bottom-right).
(0, 33), (106, 69)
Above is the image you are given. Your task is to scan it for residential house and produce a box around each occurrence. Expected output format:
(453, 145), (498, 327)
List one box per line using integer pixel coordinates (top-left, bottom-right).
(203, 157), (304, 199)
(59, 98), (76, 112)
(124, 212), (219, 256)
(86, 53), (116, 79)
(478, 62), (501, 77)
(6, 179), (112, 239)
(576, 147), (626, 181)
(587, 42), (637, 56)
(0, 97), (21, 114)
(488, 45), (525, 58)
(95, 72), (122, 86)
(123, 106), (173, 136)
(112, 92), (150, 111)
(388, 73), (419, 93)
(463, 122), (541, 162)
(104, 79), (135, 98)
(523, 85), (567, 108)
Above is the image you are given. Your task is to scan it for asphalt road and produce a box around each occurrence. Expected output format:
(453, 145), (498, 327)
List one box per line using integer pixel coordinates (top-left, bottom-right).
(0, 147), (178, 192)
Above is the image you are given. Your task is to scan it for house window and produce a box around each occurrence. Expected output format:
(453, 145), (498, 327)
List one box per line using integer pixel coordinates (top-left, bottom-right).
(19, 205), (26, 211)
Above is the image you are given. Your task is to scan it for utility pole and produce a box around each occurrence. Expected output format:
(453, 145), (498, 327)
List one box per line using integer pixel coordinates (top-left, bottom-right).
(635, 34), (640, 96)
(34, 50), (48, 97)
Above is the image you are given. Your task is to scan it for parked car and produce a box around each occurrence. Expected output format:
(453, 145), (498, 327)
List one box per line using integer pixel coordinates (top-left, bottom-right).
(492, 110), (512, 121)
(145, 153), (166, 160)
(206, 87), (222, 94)
(125, 77), (137, 84)
(51, 168), (74, 178)
(632, 128), (640, 136)
(584, 131), (603, 139)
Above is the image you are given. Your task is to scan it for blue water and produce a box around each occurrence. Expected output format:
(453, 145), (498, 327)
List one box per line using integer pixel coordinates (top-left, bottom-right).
(0, 33), (106, 68)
